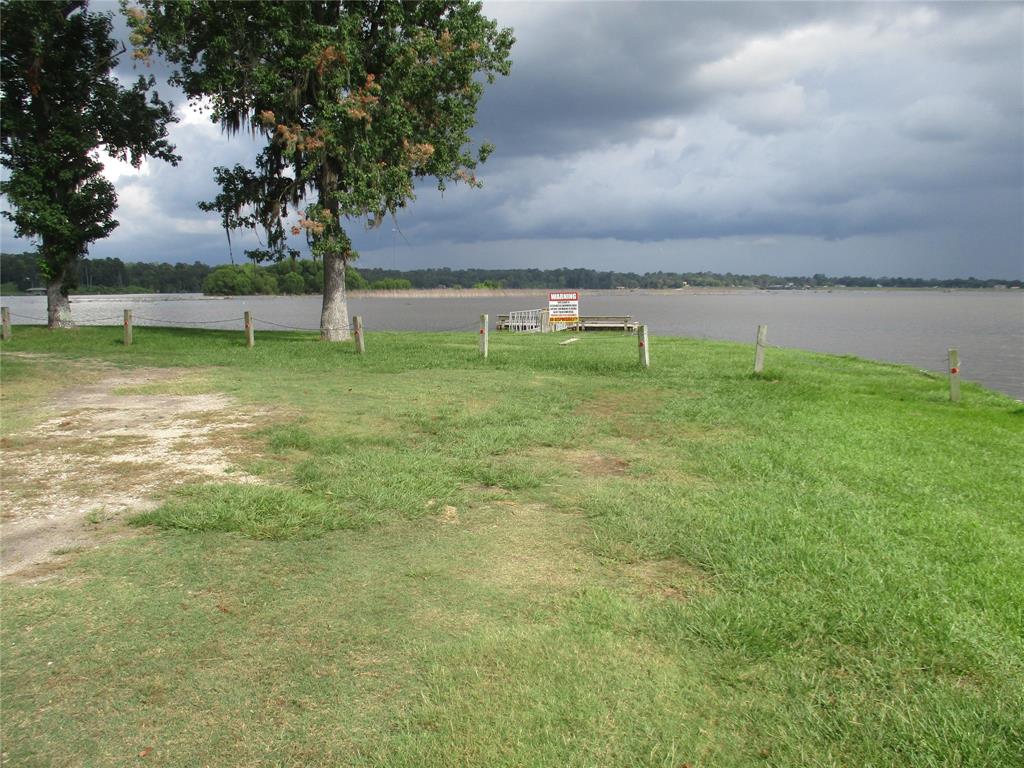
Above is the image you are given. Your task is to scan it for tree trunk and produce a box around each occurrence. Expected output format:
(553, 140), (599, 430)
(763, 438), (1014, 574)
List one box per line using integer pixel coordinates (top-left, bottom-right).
(46, 268), (74, 329)
(320, 250), (350, 341)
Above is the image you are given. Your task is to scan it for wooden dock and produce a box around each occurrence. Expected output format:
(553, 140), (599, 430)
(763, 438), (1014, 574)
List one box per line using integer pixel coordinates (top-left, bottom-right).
(496, 314), (638, 333)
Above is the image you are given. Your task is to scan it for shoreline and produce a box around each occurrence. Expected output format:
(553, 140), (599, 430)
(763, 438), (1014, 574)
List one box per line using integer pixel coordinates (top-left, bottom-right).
(343, 286), (1020, 299)
(346, 287), (762, 298)
(0, 285), (1019, 301)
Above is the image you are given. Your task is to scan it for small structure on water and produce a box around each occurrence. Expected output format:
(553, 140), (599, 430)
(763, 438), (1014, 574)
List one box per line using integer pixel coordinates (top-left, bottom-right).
(496, 310), (638, 333)
(497, 291), (639, 333)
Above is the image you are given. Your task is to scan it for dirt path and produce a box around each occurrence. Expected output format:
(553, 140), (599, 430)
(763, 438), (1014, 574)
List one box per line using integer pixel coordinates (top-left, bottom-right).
(1, 363), (258, 579)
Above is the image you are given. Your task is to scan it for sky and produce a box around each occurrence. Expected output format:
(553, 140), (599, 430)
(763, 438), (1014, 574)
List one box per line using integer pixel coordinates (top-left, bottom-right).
(2, 1), (1022, 278)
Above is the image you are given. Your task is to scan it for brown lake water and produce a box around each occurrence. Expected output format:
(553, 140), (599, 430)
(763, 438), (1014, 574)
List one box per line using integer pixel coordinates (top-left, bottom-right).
(4, 289), (1022, 399)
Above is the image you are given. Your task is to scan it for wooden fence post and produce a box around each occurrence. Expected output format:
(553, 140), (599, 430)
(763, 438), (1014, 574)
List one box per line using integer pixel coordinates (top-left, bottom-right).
(754, 324), (768, 373)
(353, 315), (365, 354)
(244, 311), (254, 348)
(480, 314), (489, 359)
(948, 348), (961, 403)
(540, 309), (550, 333)
(1, 306), (10, 341)
(638, 324), (650, 369)
(123, 309), (133, 346)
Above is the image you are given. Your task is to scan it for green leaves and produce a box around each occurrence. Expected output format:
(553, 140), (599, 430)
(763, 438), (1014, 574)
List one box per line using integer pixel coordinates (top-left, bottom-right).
(130, 0), (514, 257)
(0, 0), (178, 310)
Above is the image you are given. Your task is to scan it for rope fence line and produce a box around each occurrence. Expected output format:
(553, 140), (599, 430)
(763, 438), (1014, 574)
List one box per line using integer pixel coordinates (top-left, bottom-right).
(757, 342), (959, 367)
(0, 312), (981, 356)
(0, 311), (977, 366)
(0, 310), (979, 363)
(133, 315), (246, 326)
(3, 305), (1008, 402)
(431, 319), (483, 333)
(750, 344), (964, 382)
(253, 318), (354, 332)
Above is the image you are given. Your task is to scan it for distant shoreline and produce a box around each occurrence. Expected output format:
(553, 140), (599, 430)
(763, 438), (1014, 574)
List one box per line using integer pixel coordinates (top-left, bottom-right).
(342, 286), (1023, 299)
(0, 286), (1019, 300)
(346, 287), (761, 298)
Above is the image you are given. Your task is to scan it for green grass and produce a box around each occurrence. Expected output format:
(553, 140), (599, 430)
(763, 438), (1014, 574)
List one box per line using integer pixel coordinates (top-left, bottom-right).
(2, 325), (1022, 766)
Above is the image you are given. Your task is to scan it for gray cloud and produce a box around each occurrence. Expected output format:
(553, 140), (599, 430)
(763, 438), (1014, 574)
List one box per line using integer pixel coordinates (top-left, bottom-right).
(3, 1), (1021, 278)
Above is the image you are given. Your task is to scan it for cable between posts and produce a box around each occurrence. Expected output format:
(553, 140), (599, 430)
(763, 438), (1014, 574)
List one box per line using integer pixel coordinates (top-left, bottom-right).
(132, 315), (246, 326)
(253, 318), (354, 332)
(5, 312), (121, 323)
(6, 311), (474, 334)
(431, 319), (485, 333)
(758, 342), (963, 373)
(1, 310), (971, 373)
(253, 317), (481, 333)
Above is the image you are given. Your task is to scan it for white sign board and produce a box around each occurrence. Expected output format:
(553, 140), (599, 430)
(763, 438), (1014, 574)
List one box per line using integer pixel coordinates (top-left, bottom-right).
(548, 291), (580, 324)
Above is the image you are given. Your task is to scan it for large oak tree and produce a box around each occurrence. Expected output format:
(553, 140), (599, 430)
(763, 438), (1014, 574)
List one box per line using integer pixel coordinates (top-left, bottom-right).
(1, 0), (179, 328)
(128, 0), (513, 340)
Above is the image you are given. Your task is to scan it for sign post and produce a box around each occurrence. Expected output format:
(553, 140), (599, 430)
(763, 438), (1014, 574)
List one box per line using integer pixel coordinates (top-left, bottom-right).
(948, 348), (960, 402)
(548, 291), (580, 329)
(754, 324), (767, 373)
(353, 315), (365, 354)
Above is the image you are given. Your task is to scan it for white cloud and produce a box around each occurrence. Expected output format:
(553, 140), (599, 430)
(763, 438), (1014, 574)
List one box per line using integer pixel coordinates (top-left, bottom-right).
(691, 8), (939, 93)
(176, 97), (220, 131)
(718, 82), (821, 134)
(99, 152), (149, 184)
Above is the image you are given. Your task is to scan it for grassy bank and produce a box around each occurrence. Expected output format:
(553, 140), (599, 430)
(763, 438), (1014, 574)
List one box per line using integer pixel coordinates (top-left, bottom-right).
(2, 326), (1022, 767)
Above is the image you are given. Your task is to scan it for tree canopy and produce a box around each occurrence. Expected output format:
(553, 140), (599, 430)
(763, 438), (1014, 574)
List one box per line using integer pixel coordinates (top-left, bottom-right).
(0, 0), (179, 327)
(128, 0), (513, 339)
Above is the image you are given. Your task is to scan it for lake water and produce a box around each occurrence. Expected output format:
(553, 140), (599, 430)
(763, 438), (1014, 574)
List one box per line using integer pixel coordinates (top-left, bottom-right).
(4, 289), (1022, 400)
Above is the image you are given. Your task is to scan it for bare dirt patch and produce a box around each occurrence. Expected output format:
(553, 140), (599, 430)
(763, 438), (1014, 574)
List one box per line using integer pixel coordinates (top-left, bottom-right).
(455, 503), (591, 594)
(577, 389), (674, 440)
(516, 446), (631, 478)
(1, 365), (259, 579)
(566, 450), (630, 477)
(619, 557), (713, 602)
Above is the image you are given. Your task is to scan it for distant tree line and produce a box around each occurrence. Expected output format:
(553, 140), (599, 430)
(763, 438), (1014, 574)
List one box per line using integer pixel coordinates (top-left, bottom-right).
(200, 261), (393, 295)
(345, 267), (1022, 291)
(0, 252), (404, 295)
(1, 252), (212, 294)
(2, 252), (1019, 295)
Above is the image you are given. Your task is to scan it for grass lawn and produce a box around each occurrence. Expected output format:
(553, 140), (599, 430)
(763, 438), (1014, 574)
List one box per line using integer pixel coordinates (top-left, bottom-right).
(2, 325), (1022, 767)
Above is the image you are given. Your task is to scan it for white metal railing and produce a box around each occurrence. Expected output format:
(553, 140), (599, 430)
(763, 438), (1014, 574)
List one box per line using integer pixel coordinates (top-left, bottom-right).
(507, 308), (544, 332)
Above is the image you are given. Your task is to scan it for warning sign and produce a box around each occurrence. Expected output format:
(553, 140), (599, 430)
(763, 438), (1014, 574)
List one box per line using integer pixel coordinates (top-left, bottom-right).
(548, 291), (580, 324)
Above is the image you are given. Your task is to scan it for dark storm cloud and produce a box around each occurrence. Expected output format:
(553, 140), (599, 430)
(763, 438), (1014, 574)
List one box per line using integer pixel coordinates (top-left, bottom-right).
(391, 0), (1022, 274)
(3, 1), (1020, 277)
(472, 1), (865, 157)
